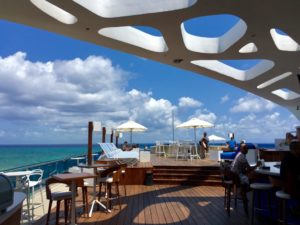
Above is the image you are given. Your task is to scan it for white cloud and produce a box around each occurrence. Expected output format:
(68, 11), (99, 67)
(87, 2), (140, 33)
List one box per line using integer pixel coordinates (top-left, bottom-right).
(0, 130), (5, 137)
(230, 93), (277, 113)
(220, 95), (229, 103)
(178, 97), (202, 108)
(0, 52), (298, 144)
(0, 52), (180, 143)
(213, 111), (299, 143)
(191, 109), (217, 124)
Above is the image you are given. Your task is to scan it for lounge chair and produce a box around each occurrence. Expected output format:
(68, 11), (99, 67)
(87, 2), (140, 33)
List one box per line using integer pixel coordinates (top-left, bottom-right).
(98, 143), (139, 166)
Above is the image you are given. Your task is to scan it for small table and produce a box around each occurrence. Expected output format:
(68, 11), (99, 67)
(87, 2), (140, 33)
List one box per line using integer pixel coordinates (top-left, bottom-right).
(255, 161), (281, 177)
(78, 163), (111, 217)
(3, 171), (33, 188)
(71, 157), (86, 165)
(53, 173), (95, 225)
(3, 171), (33, 224)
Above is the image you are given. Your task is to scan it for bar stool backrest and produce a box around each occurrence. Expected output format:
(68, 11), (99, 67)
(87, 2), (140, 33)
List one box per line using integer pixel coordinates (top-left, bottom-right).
(45, 177), (70, 200)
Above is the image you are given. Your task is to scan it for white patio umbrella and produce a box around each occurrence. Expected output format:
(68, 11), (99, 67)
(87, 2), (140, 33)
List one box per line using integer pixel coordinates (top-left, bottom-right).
(176, 118), (214, 144)
(208, 134), (226, 142)
(116, 120), (147, 144)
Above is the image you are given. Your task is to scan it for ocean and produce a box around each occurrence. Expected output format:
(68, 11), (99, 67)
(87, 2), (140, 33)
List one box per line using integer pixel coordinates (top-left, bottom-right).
(0, 143), (274, 171)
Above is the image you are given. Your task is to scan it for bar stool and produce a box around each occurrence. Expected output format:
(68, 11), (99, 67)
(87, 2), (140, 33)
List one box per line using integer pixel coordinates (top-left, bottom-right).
(98, 165), (122, 211)
(220, 161), (238, 216)
(276, 190), (293, 225)
(120, 164), (127, 196)
(250, 182), (273, 225)
(22, 169), (45, 221)
(223, 179), (234, 215)
(45, 177), (72, 225)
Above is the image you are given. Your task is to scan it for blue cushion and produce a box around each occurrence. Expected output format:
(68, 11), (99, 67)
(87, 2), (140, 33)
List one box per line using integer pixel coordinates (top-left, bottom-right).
(220, 151), (237, 160)
(220, 142), (256, 160)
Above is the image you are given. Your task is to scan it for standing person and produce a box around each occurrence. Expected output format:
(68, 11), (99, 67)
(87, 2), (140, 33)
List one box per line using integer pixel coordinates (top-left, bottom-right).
(200, 132), (209, 159)
(226, 133), (237, 151)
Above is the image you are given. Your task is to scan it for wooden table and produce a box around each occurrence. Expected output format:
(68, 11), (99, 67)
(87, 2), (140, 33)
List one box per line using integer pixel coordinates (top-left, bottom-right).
(78, 163), (111, 217)
(255, 161), (281, 177)
(53, 173), (95, 225)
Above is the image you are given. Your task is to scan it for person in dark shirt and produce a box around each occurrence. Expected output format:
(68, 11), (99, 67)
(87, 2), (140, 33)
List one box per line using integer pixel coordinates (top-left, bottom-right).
(200, 132), (209, 158)
(280, 140), (300, 198)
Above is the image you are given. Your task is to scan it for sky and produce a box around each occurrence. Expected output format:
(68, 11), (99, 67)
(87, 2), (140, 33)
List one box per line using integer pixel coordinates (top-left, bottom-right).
(0, 19), (298, 145)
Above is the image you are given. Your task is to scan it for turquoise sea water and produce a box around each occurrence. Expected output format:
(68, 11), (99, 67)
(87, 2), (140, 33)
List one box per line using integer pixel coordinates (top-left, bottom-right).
(0, 144), (100, 171)
(0, 143), (274, 171)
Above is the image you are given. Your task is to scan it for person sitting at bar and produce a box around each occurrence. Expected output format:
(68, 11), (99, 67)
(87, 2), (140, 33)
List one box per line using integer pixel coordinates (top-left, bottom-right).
(122, 141), (133, 151)
(231, 143), (261, 214)
(231, 143), (261, 185)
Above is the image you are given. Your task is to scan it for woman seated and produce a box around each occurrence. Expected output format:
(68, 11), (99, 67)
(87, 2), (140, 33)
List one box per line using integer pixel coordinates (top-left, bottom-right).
(122, 141), (133, 151)
(222, 133), (237, 152)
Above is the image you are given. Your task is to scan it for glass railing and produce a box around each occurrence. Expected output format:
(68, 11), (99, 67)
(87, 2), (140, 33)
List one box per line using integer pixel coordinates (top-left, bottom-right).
(2, 153), (100, 186)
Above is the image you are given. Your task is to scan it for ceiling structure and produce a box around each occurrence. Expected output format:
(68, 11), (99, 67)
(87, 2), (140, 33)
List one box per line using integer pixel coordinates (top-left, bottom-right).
(1, 0), (300, 120)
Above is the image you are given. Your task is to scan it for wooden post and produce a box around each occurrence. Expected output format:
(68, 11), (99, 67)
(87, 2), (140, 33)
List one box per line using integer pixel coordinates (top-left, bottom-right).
(110, 132), (113, 143)
(102, 127), (106, 143)
(87, 121), (93, 165)
(116, 135), (119, 147)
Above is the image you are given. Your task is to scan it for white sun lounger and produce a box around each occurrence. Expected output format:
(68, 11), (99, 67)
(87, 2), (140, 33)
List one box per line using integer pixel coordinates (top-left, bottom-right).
(98, 143), (140, 160)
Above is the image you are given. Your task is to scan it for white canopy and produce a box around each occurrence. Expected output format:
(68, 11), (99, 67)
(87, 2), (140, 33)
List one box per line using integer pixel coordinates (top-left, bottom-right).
(176, 118), (214, 129)
(117, 120), (147, 144)
(208, 134), (226, 142)
(176, 118), (214, 144)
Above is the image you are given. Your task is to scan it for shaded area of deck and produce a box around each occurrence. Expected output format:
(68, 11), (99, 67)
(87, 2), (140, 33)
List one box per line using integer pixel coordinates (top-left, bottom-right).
(33, 185), (268, 225)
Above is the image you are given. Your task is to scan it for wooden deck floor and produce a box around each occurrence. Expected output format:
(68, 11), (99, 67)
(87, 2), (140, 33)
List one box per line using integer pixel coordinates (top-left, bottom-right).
(150, 153), (219, 167)
(33, 185), (267, 225)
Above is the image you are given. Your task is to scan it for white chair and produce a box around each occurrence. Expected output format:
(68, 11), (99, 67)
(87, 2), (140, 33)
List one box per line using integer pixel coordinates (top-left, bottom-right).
(189, 143), (200, 160)
(168, 141), (178, 157)
(23, 169), (45, 221)
(155, 141), (166, 158)
(176, 143), (188, 160)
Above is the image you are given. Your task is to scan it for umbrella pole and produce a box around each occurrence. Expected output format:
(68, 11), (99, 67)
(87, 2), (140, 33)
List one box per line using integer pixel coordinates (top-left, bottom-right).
(130, 130), (132, 144)
(194, 127), (197, 144)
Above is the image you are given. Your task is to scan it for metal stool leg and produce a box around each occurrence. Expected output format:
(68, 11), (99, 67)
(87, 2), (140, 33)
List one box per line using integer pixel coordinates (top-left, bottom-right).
(251, 190), (256, 225)
(39, 183), (45, 214)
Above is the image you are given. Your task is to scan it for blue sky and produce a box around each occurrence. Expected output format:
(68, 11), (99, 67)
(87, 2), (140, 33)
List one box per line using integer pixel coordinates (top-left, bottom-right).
(0, 19), (298, 145)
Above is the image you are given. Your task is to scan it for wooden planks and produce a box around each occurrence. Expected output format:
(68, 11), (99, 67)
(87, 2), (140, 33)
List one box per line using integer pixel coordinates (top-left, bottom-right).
(33, 184), (265, 225)
(120, 153), (220, 185)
